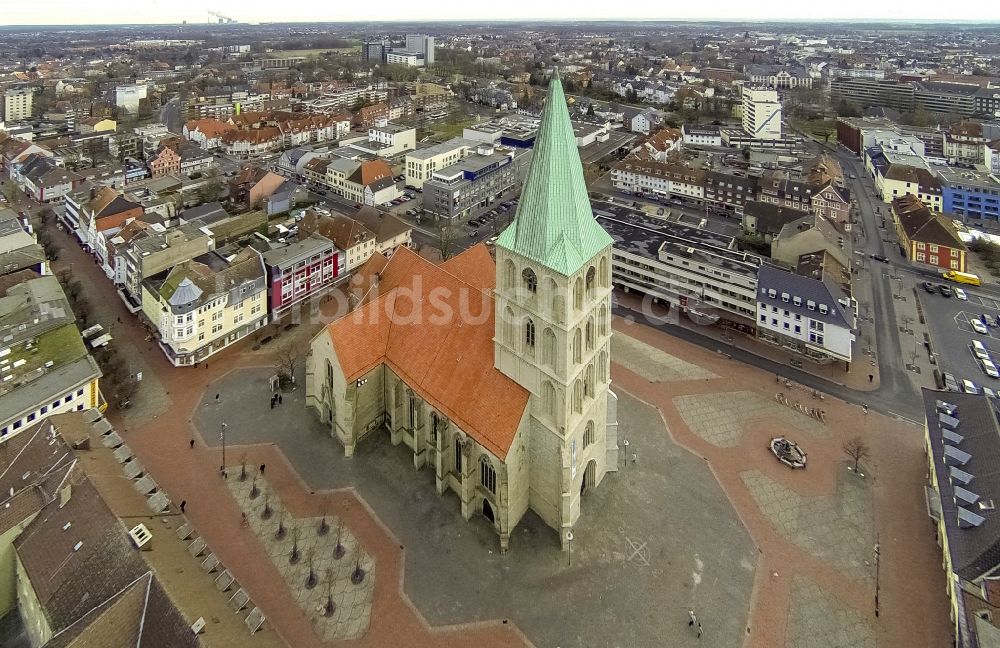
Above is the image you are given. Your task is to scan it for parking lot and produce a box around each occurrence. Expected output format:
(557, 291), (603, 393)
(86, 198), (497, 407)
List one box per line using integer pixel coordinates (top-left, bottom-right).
(921, 283), (1000, 394)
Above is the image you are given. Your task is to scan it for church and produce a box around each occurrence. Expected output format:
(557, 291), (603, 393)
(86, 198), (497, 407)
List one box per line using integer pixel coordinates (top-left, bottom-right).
(305, 73), (618, 552)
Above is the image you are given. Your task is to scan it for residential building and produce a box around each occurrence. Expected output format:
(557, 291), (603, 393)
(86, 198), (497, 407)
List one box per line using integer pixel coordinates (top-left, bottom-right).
(892, 194), (968, 271)
(0, 209), (46, 277)
(356, 104), (389, 128)
(0, 274), (103, 439)
(611, 158), (706, 204)
(122, 222), (215, 307)
(986, 140), (1000, 176)
(629, 109), (659, 135)
(742, 87), (782, 140)
(922, 390), (1000, 648)
(975, 87), (1000, 118)
(639, 128), (682, 161)
(362, 41), (387, 63)
(771, 213), (849, 270)
(595, 203), (762, 329)
(831, 77), (916, 113)
(259, 232), (340, 319)
(2, 88), (33, 122)
(77, 187), (145, 275)
(182, 118), (236, 150)
(298, 209), (376, 272)
(756, 264), (855, 365)
(306, 74), (616, 552)
(945, 123), (989, 167)
(221, 127), (281, 158)
(353, 207), (413, 256)
(404, 137), (475, 189)
(0, 134), (51, 174)
(229, 167), (286, 210)
(77, 116), (116, 135)
(915, 81), (979, 117)
(704, 170), (759, 214)
(323, 158), (398, 206)
(360, 123), (417, 156)
(141, 248), (267, 366)
(405, 34), (435, 65)
(422, 147), (517, 220)
(742, 200), (812, 239)
(147, 145), (180, 178)
(114, 84), (148, 114)
(865, 147), (944, 210)
(17, 155), (80, 203)
(681, 124), (723, 147)
(386, 51), (424, 67)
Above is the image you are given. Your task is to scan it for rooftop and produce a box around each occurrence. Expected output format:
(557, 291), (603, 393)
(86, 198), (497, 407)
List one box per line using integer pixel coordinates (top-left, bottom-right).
(405, 137), (475, 161)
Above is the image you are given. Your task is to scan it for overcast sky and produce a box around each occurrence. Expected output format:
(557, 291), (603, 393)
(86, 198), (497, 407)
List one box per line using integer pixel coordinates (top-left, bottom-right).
(5, 0), (999, 25)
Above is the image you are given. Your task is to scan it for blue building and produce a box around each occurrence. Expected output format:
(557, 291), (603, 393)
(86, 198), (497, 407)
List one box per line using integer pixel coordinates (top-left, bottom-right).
(937, 166), (1000, 221)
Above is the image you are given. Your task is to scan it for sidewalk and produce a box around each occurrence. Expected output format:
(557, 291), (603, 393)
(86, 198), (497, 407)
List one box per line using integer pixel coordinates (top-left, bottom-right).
(614, 291), (880, 392)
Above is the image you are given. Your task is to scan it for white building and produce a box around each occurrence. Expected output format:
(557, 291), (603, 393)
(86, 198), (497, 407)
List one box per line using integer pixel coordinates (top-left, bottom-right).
(755, 264), (855, 365)
(741, 87), (782, 141)
(404, 137), (475, 188)
(365, 123), (417, 156)
(115, 84), (149, 114)
(611, 159), (705, 203)
(2, 88), (33, 123)
(405, 34), (435, 64)
(681, 124), (723, 147)
(386, 51), (424, 67)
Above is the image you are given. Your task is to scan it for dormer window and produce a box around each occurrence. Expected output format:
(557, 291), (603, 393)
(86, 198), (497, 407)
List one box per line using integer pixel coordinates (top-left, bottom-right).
(781, 292), (789, 302)
(767, 289), (777, 298)
(793, 296), (802, 306)
(819, 304), (829, 314)
(807, 300), (816, 311)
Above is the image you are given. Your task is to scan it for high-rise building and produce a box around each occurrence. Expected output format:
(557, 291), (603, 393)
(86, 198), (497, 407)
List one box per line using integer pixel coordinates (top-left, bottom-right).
(362, 41), (386, 64)
(404, 34), (435, 65)
(741, 87), (782, 140)
(2, 87), (33, 122)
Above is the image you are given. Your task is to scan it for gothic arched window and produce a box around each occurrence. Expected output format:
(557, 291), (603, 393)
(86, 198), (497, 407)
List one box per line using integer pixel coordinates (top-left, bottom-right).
(504, 259), (515, 289)
(574, 278), (584, 311)
(480, 456), (496, 493)
(584, 421), (595, 449)
(586, 266), (596, 298)
(573, 329), (582, 364)
(525, 317), (536, 350)
(585, 317), (595, 351)
(503, 306), (515, 345)
(542, 327), (556, 366)
(542, 380), (556, 416)
(522, 267), (537, 294)
(599, 256), (609, 287)
(573, 380), (583, 413)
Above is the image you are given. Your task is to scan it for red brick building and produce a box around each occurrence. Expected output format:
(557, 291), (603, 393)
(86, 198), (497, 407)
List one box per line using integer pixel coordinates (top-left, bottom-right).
(892, 194), (967, 272)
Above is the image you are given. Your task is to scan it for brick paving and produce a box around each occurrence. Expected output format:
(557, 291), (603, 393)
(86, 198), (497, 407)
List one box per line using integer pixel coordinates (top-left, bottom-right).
(611, 316), (952, 648)
(611, 332), (718, 381)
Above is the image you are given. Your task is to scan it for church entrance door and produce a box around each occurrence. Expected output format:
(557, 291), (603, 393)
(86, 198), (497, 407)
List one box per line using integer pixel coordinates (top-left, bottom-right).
(581, 460), (597, 495)
(482, 499), (495, 523)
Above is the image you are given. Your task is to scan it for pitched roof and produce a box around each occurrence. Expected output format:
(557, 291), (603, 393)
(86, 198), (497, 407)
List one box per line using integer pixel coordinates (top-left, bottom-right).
(354, 207), (411, 244)
(744, 200), (811, 236)
(348, 159), (393, 187)
(323, 246), (528, 459)
(497, 72), (613, 276)
(922, 389), (1000, 582)
(892, 194), (967, 250)
(884, 164), (942, 192)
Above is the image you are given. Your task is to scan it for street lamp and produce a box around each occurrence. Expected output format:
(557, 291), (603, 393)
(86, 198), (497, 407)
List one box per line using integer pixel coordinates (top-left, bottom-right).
(220, 421), (228, 476)
(874, 536), (881, 618)
(566, 530), (574, 566)
(623, 439), (629, 469)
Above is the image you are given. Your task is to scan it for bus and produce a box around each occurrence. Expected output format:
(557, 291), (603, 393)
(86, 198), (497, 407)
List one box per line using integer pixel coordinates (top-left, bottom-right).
(942, 271), (982, 286)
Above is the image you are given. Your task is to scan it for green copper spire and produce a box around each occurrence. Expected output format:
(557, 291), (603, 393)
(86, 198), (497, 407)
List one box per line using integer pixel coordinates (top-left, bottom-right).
(496, 71), (612, 276)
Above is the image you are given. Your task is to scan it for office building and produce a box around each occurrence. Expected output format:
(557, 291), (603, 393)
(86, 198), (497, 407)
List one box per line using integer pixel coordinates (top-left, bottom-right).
(404, 137), (475, 188)
(405, 34), (435, 65)
(422, 146), (517, 220)
(2, 87), (33, 122)
(362, 41), (387, 63)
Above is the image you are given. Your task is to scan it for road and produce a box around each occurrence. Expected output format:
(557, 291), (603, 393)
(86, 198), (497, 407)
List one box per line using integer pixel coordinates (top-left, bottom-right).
(835, 150), (920, 415)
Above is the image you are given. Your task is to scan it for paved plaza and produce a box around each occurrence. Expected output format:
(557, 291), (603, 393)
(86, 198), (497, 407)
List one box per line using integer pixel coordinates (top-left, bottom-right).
(195, 368), (758, 648)
(612, 333), (718, 382)
(673, 391), (830, 448)
(784, 577), (875, 648)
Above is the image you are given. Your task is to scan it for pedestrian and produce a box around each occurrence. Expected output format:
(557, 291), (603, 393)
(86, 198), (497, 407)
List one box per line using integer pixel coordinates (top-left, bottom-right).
(270, 397), (275, 409)
(117, 316), (121, 323)
(868, 373), (874, 383)
(697, 622), (703, 639)
(278, 394), (283, 405)
(180, 500), (186, 513)
(260, 463), (266, 475)
(215, 393), (220, 403)
(862, 403), (869, 414)
(241, 512), (249, 528)
(189, 439), (195, 449)
(688, 610), (697, 627)
(631, 452), (637, 465)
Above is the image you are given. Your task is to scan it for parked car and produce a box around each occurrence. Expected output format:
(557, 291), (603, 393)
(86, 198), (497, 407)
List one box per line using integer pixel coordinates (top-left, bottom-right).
(973, 319), (989, 335)
(972, 339), (991, 361)
(981, 358), (1000, 379)
(963, 379), (980, 394)
(869, 253), (889, 263)
(922, 281), (936, 293)
(939, 284), (953, 298)
(985, 387), (997, 399)
(354, 203), (363, 209)
(943, 372), (960, 392)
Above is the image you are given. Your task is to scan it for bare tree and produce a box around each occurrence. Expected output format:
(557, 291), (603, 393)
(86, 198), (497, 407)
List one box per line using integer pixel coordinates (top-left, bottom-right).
(843, 437), (871, 474)
(274, 341), (299, 388)
(435, 220), (460, 261)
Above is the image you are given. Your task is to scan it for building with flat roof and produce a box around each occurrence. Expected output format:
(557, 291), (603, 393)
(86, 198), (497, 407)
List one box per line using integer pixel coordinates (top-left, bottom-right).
(2, 87), (33, 123)
(936, 166), (1000, 221)
(422, 147), (518, 220)
(742, 87), (782, 140)
(594, 201), (761, 328)
(405, 34), (435, 65)
(404, 137), (475, 188)
(259, 232), (340, 319)
(0, 275), (103, 440)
